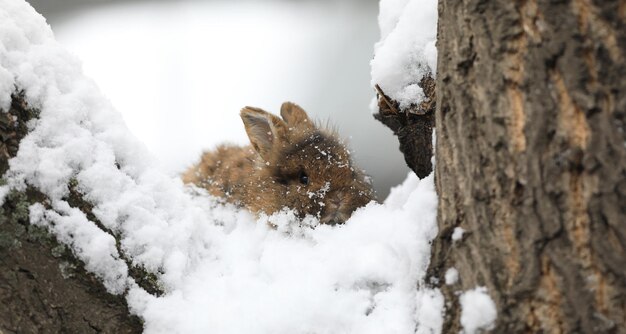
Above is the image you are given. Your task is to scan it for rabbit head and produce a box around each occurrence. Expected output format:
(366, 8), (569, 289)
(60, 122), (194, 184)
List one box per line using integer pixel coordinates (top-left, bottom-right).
(240, 102), (376, 225)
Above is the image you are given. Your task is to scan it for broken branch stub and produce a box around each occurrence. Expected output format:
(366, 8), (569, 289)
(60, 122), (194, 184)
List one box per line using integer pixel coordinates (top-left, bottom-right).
(373, 75), (435, 178)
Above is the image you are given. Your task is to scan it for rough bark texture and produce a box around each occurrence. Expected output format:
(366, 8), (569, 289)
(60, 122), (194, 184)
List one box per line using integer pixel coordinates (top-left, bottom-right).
(0, 92), (143, 333)
(430, 0), (626, 332)
(374, 76), (436, 178)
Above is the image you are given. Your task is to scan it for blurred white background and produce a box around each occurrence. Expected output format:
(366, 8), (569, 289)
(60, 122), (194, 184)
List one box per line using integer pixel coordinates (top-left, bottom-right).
(26, 0), (409, 199)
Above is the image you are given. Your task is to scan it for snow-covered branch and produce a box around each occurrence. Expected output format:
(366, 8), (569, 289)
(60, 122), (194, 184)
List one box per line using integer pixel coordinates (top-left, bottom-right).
(370, 0), (438, 178)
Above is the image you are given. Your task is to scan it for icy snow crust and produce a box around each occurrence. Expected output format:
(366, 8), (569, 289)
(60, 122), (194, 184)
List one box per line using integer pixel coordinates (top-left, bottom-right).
(370, 0), (437, 110)
(0, 1), (442, 333)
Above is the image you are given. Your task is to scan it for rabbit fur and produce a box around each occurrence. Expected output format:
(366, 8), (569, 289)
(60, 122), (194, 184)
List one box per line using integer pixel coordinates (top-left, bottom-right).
(182, 102), (376, 225)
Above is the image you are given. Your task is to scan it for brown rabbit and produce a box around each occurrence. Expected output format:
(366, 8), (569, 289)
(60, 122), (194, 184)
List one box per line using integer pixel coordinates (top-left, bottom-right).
(182, 102), (376, 225)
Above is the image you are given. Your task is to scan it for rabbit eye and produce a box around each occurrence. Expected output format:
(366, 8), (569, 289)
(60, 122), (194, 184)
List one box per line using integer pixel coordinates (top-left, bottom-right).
(299, 171), (309, 185)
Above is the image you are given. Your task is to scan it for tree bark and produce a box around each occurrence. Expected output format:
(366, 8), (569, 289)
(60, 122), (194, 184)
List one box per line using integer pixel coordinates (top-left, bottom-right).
(429, 0), (626, 332)
(0, 92), (144, 333)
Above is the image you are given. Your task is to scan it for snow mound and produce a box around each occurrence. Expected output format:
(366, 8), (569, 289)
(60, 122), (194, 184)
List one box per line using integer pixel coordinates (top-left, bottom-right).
(1, 1), (442, 333)
(370, 0), (437, 110)
(460, 287), (498, 334)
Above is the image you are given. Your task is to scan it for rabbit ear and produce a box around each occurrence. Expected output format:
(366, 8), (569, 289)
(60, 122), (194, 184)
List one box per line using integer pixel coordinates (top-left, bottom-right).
(240, 107), (288, 161)
(280, 102), (314, 129)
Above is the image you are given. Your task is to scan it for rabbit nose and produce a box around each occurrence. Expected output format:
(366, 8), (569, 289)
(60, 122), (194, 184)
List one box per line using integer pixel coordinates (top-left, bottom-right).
(321, 192), (351, 225)
(328, 196), (342, 207)
(323, 193), (343, 212)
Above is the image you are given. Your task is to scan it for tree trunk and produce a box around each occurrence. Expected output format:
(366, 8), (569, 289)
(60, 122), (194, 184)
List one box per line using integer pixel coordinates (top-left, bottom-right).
(0, 93), (144, 333)
(429, 0), (626, 332)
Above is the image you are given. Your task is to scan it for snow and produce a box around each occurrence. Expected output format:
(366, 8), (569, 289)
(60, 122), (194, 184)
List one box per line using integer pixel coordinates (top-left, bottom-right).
(0, 1), (447, 333)
(29, 201), (130, 294)
(459, 287), (498, 334)
(452, 227), (465, 241)
(415, 288), (444, 334)
(370, 0), (438, 110)
(445, 267), (459, 285)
